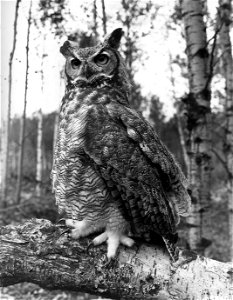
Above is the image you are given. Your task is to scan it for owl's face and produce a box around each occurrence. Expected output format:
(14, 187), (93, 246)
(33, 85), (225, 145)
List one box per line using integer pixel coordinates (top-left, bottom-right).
(60, 28), (129, 90)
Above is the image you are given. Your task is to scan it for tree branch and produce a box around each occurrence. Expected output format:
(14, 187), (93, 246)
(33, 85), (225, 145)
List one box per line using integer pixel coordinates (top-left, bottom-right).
(0, 219), (232, 299)
(205, 11), (224, 91)
(211, 148), (232, 178)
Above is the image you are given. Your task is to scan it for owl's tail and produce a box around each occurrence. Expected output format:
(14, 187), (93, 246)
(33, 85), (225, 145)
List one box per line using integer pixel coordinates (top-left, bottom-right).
(162, 236), (179, 262)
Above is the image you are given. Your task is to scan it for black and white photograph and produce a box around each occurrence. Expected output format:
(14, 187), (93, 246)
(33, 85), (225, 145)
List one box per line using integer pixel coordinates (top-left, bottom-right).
(1, 0), (233, 299)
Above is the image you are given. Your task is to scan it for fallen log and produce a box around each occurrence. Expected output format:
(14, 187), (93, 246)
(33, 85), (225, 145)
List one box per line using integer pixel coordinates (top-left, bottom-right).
(0, 219), (232, 299)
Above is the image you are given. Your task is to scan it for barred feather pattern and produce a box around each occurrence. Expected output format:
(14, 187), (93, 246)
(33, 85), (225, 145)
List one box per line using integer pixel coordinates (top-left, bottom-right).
(52, 85), (191, 260)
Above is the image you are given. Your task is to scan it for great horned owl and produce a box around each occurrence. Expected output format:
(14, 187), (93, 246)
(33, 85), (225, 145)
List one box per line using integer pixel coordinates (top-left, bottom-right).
(52, 28), (191, 261)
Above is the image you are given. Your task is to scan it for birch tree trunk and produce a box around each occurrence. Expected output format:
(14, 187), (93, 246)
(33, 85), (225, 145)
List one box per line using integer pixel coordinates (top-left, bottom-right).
(35, 32), (46, 198)
(101, 0), (107, 36)
(1, 0), (21, 208)
(181, 0), (212, 254)
(15, 0), (32, 204)
(92, 0), (98, 40)
(36, 109), (43, 197)
(168, 53), (190, 174)
(218, 0), (233, 261)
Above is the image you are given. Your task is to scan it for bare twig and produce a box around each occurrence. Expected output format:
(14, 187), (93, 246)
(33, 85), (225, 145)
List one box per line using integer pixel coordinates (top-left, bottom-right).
(205, 10), (224, 90)
(211, 148), (232, 178)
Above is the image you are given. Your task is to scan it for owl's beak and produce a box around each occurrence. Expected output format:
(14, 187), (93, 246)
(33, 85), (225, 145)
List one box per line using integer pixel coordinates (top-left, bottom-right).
(80, 62), (93, 80)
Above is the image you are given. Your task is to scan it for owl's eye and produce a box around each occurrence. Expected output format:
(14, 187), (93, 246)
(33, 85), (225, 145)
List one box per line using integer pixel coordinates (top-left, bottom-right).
(71, 58), (81, 68)
(94, 53), (109, 66)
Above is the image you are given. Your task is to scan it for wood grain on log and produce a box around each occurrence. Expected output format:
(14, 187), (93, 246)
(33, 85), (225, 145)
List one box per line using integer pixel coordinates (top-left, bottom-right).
(0, 219), (232, 299)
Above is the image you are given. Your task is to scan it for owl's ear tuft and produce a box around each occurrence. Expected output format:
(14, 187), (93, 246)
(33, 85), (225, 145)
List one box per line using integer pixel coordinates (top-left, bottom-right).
(104, 28), (123, 49)
(60, 40), (77, 57)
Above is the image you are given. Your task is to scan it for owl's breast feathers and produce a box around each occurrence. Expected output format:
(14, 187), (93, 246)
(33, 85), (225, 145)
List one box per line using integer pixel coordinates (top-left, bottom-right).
(53, 87), (191, 240)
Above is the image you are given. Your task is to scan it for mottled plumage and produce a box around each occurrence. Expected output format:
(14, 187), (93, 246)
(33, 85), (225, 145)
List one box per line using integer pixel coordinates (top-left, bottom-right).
(52, 29), (191, 260)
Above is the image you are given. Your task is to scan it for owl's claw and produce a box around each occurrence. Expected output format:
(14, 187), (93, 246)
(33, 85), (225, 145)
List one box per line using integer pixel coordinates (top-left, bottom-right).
(60, 228), (71, 236)
(57, 218), (66, 224)
(56, 218), (67, 228)
(98, 254), (118, 269)
(56, 219), (71, 236)
(86, 240), (94, 255)
(103, 257), (117, 268)
(92, 231), (134, 259)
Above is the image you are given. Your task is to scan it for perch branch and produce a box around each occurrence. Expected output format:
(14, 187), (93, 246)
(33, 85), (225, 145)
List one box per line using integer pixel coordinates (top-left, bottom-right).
(0, 219), (232, 299)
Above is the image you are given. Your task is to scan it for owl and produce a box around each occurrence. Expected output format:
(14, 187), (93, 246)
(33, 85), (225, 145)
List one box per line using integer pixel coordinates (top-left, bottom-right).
(52, 28), (191, 261)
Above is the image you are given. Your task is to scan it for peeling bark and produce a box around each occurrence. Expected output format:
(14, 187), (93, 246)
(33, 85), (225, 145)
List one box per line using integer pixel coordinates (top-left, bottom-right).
(0, 219), (232, 300)
(182, 0), (212, 254)
(218, 0), (233, 261)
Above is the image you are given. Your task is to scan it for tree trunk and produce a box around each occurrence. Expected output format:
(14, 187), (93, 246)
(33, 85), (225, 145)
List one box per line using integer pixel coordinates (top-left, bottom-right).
(36, 109), (43, 197)
(181, 0), (212, 254)
(101, 0), (107, 35)
(15, 0), (32, 204)
(53, 112), (59, 158)
(0, 219), (232, 300)
(1, 0), (21, 209)
(93, 0), (98, 40)
(120, 0), (134, 106)
(218, 0), (233, 261)
(168, 52), (190, 174)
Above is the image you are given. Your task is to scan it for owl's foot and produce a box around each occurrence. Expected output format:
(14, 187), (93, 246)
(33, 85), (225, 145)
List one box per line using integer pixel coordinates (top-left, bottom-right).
(65, 219), (94, 239)
(92, 231), (134, 259)
(65, 219), (134, 259)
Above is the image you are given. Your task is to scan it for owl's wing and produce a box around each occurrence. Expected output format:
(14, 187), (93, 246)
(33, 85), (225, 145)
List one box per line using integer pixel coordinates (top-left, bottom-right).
(109, 102), (191, 215)
(116, 104), (191, 217)
(84, 101), (191, 238)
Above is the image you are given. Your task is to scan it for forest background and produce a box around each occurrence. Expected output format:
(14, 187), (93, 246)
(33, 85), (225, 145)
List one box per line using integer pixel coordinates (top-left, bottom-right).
(0, 0), (232, 299)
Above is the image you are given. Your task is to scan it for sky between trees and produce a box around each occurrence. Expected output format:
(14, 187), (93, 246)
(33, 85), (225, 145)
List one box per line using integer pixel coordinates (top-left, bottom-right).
(1, 0), (229, 121)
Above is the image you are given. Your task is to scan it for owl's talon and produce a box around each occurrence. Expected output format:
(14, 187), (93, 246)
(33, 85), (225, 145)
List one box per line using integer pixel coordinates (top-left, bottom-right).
(56, 218), (68, 229)
(56, 224), (68, 231)
(56, 219), (70, 235)
(103, 257), (117, 268)
(57, 218), (66, 225)
(86, 241), (94, 255)
(59, 228), (71, 236)
(98, 254), (117, 269)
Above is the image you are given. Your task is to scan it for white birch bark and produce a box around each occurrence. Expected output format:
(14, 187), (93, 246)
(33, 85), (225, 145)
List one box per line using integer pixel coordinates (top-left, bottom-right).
(1, 0), (21, 208)
(182, 0), (212, 253)
(93, 0), (98, 40)
(168, 52), (190, 174)
(15, 0), (32, 203)
(34, 30), (46, 198)
(101, 0), (107, 36)
(36, 109), (43, 197)
(218, 0), (233, 261)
